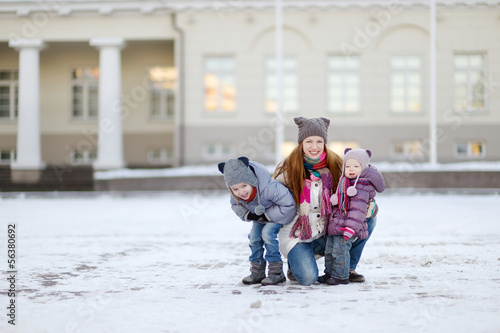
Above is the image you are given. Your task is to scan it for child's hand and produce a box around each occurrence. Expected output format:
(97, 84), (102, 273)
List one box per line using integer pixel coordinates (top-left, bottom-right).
(338, 227), (355, 240)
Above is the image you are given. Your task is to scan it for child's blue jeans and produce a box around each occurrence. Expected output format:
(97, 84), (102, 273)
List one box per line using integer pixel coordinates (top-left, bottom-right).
(248, 222), (282, 264)
(325, 235), (355, 280)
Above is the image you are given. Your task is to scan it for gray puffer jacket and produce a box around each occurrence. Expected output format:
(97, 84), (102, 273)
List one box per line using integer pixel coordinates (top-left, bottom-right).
(230, 161), (296, 225)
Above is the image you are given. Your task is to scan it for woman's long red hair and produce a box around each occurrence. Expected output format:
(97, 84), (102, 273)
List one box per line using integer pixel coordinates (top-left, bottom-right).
(273, 142), (343, 205)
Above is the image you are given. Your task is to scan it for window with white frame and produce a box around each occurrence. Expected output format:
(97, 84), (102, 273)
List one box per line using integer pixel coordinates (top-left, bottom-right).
(328, 141), (360, 156)
(202, 143), (233, 161)
(263, 142), (295, 162)
(391, 140), (424, 161)
(454, 141), (485, 159)
(454, 54), (486, 112)
(149, 67), (176, 120)
(0, 149), (16, 164)
(71, 67), (99, 120)
(390, 56), (422, 113)
(147, 148), (173, 165)
(265, 57), (298, 113)
(0, 69), (18, 120)
(68, 148), (97, 165)
(327, 56), (360, 113)
(204, 57), (236, 113)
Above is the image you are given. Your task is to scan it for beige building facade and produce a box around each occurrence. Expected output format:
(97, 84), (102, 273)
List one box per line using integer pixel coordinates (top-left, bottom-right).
(0, 0), (499, 178)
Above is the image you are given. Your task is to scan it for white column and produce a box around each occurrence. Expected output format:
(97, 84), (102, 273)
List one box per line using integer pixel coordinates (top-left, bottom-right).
(90, 37), (126, 170)
(9, 39), (45, 171)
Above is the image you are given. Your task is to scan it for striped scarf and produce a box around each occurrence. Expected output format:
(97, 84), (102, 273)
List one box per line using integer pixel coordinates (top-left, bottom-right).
(303, 152), (327, 178)
(337, 176), (350, 213)
(336, 176), (372, 213)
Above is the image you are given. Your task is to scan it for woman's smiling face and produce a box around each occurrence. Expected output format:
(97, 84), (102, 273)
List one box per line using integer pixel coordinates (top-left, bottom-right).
(302, 136), (325, 159)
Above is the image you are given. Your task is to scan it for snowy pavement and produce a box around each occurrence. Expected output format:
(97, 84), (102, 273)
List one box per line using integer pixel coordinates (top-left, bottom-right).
(1, 191), (500, 333)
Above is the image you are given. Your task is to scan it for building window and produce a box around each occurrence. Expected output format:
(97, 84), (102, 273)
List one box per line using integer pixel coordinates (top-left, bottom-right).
(328, 141), (360, 156)
(69, 148), (97, 165)
(454, 54), (486, 112)
(327, 56), (360, 113)
(454, 141), (485, 159)
(0, 149), (16, 164)
(202, 143), (233, 161)
(0, 69), (18, 120)
(149, 67), (176, 120)
(204, 57), (236, 113)
(391, 140), (424, 161)
(71, 67), (99, 120)
(390, 56), (422, 113)
(265, 57), (298, 113)
(263, 142), (297, 162)
(147, 148), (172, 165)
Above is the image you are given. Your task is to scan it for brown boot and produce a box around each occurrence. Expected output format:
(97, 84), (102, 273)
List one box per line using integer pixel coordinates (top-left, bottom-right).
(349, 270), (365, 283)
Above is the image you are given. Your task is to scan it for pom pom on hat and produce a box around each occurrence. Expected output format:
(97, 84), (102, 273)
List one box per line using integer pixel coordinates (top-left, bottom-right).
(331, 148), (374, 213)
(346, 186), (357, 197)
(254, 204), (266, 216)
(330, 193), (338, 206)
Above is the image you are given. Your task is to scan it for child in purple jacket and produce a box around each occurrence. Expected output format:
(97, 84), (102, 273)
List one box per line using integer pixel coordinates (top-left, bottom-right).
(319, 148), (385, 285)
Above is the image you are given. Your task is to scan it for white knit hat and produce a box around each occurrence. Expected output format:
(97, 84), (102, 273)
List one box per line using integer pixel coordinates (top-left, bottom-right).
(344, 148), (371, 171)
(342, 148), (372, 196)
(331, 148), (372, 205)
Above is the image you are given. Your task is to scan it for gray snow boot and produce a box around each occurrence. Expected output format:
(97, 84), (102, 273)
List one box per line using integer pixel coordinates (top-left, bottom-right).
(242, 261), (266, 285)
(261, 261), (286, 286)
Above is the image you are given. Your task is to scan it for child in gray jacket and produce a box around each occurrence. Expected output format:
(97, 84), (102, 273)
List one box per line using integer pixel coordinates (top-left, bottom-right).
(218, 157), (296, 285)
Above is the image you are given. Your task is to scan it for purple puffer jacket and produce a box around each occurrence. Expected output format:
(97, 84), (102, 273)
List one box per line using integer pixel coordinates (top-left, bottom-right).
(326, 165), (385, 240)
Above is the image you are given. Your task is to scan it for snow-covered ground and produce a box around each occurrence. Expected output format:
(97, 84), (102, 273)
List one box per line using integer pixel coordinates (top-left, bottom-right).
(1, 191), (500, 332)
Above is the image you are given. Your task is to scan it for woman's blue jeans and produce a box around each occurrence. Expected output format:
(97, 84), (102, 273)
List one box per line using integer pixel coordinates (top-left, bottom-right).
(350, 216), (377, 270)
(287, 216), (377, 285)
(248, 222), (282, 264)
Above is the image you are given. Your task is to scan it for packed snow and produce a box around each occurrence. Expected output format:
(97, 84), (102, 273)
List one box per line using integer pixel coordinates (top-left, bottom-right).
(1, 191), (500, 332)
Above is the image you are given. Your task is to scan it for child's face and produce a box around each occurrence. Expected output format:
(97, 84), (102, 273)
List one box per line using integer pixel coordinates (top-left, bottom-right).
(230, 182), (253, 200)
(302, 136), (325, 159)
(345, 159), (362, 179)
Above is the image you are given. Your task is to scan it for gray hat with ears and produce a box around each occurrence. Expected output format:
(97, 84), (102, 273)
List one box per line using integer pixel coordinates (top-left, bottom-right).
(218, 157), (258, 188)
(294, 117), (330, 143)
(218, 157), (265, 215)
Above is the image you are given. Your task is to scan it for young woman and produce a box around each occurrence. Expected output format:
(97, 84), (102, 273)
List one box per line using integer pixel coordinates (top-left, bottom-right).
(274, 117), (379, 285)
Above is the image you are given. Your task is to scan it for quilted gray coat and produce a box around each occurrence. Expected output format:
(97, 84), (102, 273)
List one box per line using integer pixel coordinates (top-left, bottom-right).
(230, 161), (296, 225)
